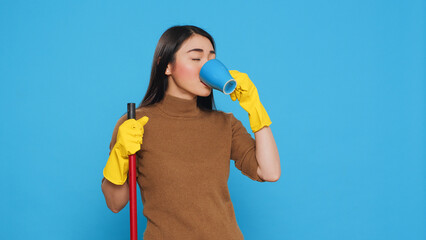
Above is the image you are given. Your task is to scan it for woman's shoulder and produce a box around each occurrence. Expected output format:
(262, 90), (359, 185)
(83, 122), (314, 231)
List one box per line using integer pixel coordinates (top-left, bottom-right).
(135, 104), (157, 119)
(202, 109), (238, 122)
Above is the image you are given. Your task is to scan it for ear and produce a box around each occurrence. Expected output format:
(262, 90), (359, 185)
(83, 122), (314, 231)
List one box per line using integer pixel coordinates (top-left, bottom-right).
(165, 63), (172, 76)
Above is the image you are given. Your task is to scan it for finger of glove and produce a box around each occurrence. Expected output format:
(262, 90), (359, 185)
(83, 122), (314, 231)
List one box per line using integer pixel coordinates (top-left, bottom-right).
(137, 116), (149, 127)
(229, 70), (242, 86)
(125, 134), (143, 145)
(235, 88), (242, 100)
(238, 74), (251, 91)
(229, 70), (241, 79)
(123, 133), (142, 146)
(230, 91), (237, 101)
(117, 131), (142, 153)
(120, 120), (143, 135)
(229, 70), (243, 101)
(116, 138), (141, 156)
(229, 70), (251, 91)
(120, 128), (143, 139)
(120, 119), (142, 132)
(126, 143), (141, 155)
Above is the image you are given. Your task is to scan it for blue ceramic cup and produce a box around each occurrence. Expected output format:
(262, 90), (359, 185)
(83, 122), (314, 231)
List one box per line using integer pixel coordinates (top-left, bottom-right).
(200, 59), (237, 95)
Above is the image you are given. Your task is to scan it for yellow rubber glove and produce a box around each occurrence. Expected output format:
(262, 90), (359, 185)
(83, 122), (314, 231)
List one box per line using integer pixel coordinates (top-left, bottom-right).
(103, 117), (149, 185)
(229, 70), (272, 133)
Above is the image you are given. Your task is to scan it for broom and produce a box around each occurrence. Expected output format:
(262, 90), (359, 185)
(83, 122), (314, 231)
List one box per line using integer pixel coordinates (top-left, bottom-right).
(127, 103), (138, 240)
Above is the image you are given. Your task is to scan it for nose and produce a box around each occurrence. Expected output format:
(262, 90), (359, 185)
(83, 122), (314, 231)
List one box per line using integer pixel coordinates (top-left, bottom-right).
(201, 58), (209, 66)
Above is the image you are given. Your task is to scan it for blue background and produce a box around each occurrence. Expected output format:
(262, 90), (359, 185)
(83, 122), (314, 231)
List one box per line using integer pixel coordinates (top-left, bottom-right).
(0, 0), (424, 239)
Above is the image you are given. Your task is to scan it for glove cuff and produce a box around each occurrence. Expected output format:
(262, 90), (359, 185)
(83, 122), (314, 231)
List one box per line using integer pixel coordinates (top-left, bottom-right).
(248, 102), (272, 133)
(103, 147), (129, 185)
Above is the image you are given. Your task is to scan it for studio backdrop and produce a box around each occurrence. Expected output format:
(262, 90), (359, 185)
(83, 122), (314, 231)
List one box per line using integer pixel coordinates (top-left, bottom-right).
(0, 1), (424, 240)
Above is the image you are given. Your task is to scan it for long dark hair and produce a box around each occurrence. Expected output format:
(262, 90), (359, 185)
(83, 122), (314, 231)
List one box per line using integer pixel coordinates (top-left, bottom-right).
(137, 25), (216, 111)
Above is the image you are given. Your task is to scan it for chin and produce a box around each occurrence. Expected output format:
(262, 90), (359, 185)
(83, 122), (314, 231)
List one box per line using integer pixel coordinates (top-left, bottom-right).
(197, 89), (212, 97)
(189, 87), (211, 97)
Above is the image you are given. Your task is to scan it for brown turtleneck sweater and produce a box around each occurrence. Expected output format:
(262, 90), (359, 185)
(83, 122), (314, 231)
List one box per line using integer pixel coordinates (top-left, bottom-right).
(105, 93), (265, 239)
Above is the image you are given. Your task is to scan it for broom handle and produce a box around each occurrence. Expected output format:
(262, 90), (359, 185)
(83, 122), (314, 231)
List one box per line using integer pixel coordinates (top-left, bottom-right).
(127, 103), (138, 240)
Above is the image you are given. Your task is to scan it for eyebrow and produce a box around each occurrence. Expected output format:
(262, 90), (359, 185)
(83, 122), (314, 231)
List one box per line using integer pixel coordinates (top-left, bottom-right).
(187, 48), (216, 54)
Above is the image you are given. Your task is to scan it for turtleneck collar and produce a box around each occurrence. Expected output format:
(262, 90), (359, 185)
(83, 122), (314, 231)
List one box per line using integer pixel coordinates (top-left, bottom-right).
(157, 93), (201, 118)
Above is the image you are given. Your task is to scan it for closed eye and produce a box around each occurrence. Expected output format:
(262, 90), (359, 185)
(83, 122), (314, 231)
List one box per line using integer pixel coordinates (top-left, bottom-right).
(192, 59), (201, 61)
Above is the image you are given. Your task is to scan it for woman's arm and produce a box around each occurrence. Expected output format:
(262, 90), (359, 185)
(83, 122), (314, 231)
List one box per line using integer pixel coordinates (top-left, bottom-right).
(101, 177), (129, 213)
(102, 115), (149, 213)
(255, 126), (281, 181)
(227, 70), (280, 182)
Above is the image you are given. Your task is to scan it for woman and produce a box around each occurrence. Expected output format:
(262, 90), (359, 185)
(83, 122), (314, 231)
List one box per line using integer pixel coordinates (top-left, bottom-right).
(101, 25), (280, 239)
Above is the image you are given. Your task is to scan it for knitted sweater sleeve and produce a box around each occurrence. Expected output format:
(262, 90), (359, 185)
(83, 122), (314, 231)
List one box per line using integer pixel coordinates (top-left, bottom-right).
(229, 113), (265, 182)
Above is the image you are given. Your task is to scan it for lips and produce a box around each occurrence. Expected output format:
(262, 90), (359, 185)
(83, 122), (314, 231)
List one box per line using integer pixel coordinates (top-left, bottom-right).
(200, 81), (209, 87)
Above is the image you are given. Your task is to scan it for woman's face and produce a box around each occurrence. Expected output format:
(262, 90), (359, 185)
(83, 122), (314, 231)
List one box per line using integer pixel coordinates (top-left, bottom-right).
(165, 34), (216, 99)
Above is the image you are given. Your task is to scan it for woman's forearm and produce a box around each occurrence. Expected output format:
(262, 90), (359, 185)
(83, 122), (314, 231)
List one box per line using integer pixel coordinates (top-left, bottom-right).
(255, 126), (281, 181)
(101, 177), (130, 213)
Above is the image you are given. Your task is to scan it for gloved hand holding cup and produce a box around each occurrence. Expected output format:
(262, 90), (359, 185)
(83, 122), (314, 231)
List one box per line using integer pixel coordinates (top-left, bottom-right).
(199, 59), (272, 132)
